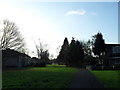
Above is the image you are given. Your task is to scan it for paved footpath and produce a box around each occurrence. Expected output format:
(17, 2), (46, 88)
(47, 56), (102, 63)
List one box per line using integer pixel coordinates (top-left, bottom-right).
(68, 69), (106, 88)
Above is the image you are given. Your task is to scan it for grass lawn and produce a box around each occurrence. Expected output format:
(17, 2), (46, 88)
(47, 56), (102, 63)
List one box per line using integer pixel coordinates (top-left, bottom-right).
(2, 64), (78, 89)
(91, 70), (120, 88)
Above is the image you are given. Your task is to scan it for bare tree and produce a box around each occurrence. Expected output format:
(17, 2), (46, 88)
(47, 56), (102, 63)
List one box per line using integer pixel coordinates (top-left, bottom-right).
(0, 19), (25, 52)
(34, 39), (49, 61)
(56, 45), (61, 56)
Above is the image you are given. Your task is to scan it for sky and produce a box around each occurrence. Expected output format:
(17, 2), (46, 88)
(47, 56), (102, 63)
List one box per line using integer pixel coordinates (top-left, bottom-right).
(0, 0), (119, 58)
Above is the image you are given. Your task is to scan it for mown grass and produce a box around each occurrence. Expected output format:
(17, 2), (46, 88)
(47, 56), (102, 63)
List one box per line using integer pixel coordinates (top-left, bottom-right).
(3, 64), (78, 89)
(91, 70), (120, 88)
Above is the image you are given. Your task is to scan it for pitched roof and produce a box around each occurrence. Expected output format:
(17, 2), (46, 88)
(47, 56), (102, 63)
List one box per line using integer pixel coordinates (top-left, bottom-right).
(2, 48), (31, 58)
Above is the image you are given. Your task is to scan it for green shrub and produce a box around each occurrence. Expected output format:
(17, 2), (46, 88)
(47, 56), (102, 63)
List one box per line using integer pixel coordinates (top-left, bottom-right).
(33, 62), (46, 67)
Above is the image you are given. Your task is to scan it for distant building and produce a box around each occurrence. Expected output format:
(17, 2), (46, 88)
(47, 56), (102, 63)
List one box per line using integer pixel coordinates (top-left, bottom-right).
(104, 44), (120, 68)
(31, 57), (41, 64)
(2, 49), (31, 68)
(48, 59), (57, 64)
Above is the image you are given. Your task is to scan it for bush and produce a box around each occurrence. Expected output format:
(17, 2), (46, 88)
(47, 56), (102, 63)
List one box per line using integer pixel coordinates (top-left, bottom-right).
(33, 62), (46, 67)
(39, 62), (46, 67)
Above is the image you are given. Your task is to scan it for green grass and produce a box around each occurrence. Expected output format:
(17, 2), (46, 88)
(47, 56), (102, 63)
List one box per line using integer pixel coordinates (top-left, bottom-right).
(3, 65), (78, 89)
(46, 63), (66, 68)
(91, 70), (120, 88)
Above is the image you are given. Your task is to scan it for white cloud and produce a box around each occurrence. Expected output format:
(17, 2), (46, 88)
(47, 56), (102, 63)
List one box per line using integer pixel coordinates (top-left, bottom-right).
(66, 9), (86, 16)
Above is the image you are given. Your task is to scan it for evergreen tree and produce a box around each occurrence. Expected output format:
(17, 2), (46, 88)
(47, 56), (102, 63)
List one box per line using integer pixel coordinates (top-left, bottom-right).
(57, 37), (69, 65)
(57, 37), (85, 67)
(68, 38), (84, 67)
(92, 32), (105, 64)
(82, 40), (94, 65)
(67, 37), (76, 66)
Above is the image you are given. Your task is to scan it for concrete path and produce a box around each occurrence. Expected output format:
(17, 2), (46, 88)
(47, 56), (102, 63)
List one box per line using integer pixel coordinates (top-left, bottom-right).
(68, 69), (105, 88)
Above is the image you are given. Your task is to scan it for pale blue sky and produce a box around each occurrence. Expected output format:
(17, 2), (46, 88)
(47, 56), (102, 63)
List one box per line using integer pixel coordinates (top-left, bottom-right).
(0, 1), (118, 57)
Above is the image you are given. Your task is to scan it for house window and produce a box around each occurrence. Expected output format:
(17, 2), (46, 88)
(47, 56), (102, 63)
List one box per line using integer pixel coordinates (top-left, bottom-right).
(112, 46), (120, 53)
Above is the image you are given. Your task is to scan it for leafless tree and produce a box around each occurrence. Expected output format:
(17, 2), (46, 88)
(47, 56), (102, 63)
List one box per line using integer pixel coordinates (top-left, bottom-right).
(0, 19), (25, 52)
(34, 39), (49, 62)
(56, 45), (61, 56)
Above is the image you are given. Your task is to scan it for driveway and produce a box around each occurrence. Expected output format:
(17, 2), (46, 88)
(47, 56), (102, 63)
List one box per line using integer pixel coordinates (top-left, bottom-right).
(68, 69), (106, 88)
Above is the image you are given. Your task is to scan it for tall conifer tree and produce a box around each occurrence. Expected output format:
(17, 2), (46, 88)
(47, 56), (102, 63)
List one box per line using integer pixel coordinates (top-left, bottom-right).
(57, 37), (69, 65)
(93, 32), (105, 64)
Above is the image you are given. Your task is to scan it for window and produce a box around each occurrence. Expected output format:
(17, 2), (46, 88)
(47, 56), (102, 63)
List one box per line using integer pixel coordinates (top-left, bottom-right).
(112, 46), (120, 53)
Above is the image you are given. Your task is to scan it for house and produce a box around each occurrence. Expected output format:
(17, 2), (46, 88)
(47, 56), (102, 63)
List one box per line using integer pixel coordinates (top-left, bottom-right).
(20, 53), (31, 67)
(48, 59), (57, 65)
(104, 44), (120, 68)
(2, 49), (31, 68)
(31, 57), (41, 64)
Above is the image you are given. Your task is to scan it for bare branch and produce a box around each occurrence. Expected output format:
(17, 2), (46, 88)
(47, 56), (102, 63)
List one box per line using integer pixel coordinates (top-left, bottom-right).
(0, 19), (25, 52)
(34, 39), (49, 61)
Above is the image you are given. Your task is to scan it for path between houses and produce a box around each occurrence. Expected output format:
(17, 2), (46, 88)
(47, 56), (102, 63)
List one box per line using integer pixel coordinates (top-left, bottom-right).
(68, 69), (106, 88)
